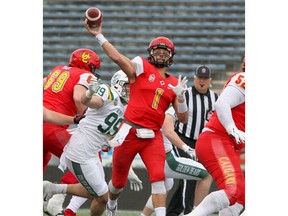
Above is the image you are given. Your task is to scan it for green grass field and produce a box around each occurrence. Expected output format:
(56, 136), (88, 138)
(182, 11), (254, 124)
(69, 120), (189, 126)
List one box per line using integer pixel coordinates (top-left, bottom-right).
(44, 209), (154, 216)
(44, 209), (219, 215)
(77, 209), (150, 215)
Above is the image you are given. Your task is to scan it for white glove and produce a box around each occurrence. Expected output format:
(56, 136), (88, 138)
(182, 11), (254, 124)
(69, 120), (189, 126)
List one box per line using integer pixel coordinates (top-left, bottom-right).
(128, 167), (143, 192)
(227, 125), (245, 144)
(168, 75), (188, 99)
(86, 77), (101, 98)
(182, 144), (197, 161)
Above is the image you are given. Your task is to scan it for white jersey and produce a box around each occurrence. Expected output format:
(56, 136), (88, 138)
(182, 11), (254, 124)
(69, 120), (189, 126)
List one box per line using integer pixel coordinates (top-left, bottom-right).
(64, 84), (126, 164)
(163, 106), (176, 153)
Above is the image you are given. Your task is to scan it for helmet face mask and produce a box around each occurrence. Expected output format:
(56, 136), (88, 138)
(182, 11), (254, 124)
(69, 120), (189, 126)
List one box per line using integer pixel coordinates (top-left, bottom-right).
(69, 48), (101, 74)
(147, 37), (175, 68)
(88, 64), (97, 74)
(111, 70), (129, 103)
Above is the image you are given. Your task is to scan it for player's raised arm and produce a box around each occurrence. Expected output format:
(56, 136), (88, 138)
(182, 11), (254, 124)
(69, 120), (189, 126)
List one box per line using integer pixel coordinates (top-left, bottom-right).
(83, 20), (136, 82)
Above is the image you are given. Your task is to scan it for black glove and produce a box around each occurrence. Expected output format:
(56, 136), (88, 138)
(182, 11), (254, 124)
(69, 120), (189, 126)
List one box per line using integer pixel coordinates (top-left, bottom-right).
(73, 108), (87, 124)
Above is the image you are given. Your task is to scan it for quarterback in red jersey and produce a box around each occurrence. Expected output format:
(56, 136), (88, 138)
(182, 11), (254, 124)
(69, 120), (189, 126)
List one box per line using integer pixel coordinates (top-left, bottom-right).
(184, 70), (245, 216)
(43, 48), (100, 215)
(84, 20), (188, 216)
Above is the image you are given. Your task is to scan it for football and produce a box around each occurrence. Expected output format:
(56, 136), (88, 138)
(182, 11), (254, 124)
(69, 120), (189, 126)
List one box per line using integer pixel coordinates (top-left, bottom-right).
(85, 7), (102, 28)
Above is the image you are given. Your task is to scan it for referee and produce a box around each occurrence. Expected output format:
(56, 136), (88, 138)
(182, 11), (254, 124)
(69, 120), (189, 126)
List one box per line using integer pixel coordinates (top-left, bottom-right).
(167, 65), (219, 216)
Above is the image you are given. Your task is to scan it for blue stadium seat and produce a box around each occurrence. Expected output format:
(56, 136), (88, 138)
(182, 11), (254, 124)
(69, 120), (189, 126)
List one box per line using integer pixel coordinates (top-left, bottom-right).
(43, 0), (245, 88)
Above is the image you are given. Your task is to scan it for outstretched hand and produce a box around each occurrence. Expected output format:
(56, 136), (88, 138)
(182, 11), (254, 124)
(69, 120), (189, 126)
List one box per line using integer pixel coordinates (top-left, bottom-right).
(128, 168), (143, 192)
(168, 75), (188, 99)
(86, 77), (101, 98)
(227, 126), (245, 144)
(182, 144), (197, 161)
(89, 77), (101, 93)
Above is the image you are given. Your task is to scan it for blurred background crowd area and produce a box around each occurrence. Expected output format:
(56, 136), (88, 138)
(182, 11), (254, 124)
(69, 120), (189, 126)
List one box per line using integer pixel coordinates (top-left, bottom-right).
(43, 0), (245, 94)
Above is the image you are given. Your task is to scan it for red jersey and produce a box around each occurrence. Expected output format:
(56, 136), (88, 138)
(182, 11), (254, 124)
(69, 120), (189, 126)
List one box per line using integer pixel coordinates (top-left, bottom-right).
(43, 65), (94, 127)
(124, 57), (178, 130)
(205, 72), (245, 145)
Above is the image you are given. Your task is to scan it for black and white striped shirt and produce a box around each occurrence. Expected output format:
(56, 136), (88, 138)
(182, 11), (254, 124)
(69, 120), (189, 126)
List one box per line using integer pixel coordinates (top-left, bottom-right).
(175, 86), (218, 140)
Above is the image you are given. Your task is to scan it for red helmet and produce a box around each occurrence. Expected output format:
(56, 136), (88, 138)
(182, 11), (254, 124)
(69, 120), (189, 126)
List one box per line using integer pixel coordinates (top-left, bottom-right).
(242, 56), (245, 72)
(147, 36), (175, 67)
(69, 48), (101, 74)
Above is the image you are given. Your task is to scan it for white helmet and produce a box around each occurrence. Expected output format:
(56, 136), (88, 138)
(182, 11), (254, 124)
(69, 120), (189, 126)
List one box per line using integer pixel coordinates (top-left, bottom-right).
(111, 70), (129, 103)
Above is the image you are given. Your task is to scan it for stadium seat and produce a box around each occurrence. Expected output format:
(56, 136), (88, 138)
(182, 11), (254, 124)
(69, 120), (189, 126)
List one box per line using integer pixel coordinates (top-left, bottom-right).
(43, 0), (245, 91)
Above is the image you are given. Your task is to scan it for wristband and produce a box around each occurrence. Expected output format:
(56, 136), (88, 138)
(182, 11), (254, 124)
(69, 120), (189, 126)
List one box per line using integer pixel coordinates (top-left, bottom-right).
(178, 100), (188, 113)
(95, 34), (108, 46)
(85, 90), (93, 98)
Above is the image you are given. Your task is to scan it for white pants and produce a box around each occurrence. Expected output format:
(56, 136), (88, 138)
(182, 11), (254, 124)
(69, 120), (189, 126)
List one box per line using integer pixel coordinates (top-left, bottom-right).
(165, 151), (208, 180)
(59, 152), (108, 197)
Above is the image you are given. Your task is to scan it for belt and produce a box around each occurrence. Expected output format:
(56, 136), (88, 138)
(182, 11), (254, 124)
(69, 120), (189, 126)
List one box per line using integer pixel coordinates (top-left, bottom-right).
(123, 119), (143, 129)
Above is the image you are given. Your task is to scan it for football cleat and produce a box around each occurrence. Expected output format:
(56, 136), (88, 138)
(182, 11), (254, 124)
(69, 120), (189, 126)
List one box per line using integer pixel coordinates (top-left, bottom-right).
(43, 181), (55, 213)
(106, 204), (117, 216)
(64, 208), (76, 216)
(46, 194), (66, 216)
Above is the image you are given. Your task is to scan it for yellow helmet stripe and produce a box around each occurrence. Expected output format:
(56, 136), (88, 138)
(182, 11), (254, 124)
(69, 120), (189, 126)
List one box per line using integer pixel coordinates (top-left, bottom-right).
(105, 84), (114, 100)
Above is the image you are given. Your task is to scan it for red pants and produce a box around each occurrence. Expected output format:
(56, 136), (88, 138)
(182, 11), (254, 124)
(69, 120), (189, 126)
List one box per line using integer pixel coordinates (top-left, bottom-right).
(43, 124), (78, 184)
(196, 131), (245, 205)
(112, 128), (165, 188)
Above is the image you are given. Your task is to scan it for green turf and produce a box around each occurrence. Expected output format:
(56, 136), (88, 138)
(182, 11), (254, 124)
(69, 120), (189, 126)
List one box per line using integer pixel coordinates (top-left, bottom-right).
(44, 209), (153, 216)
(44, 209), (219, 215)
(76, 209), (146, 215)
(43, 209), (155, 216)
